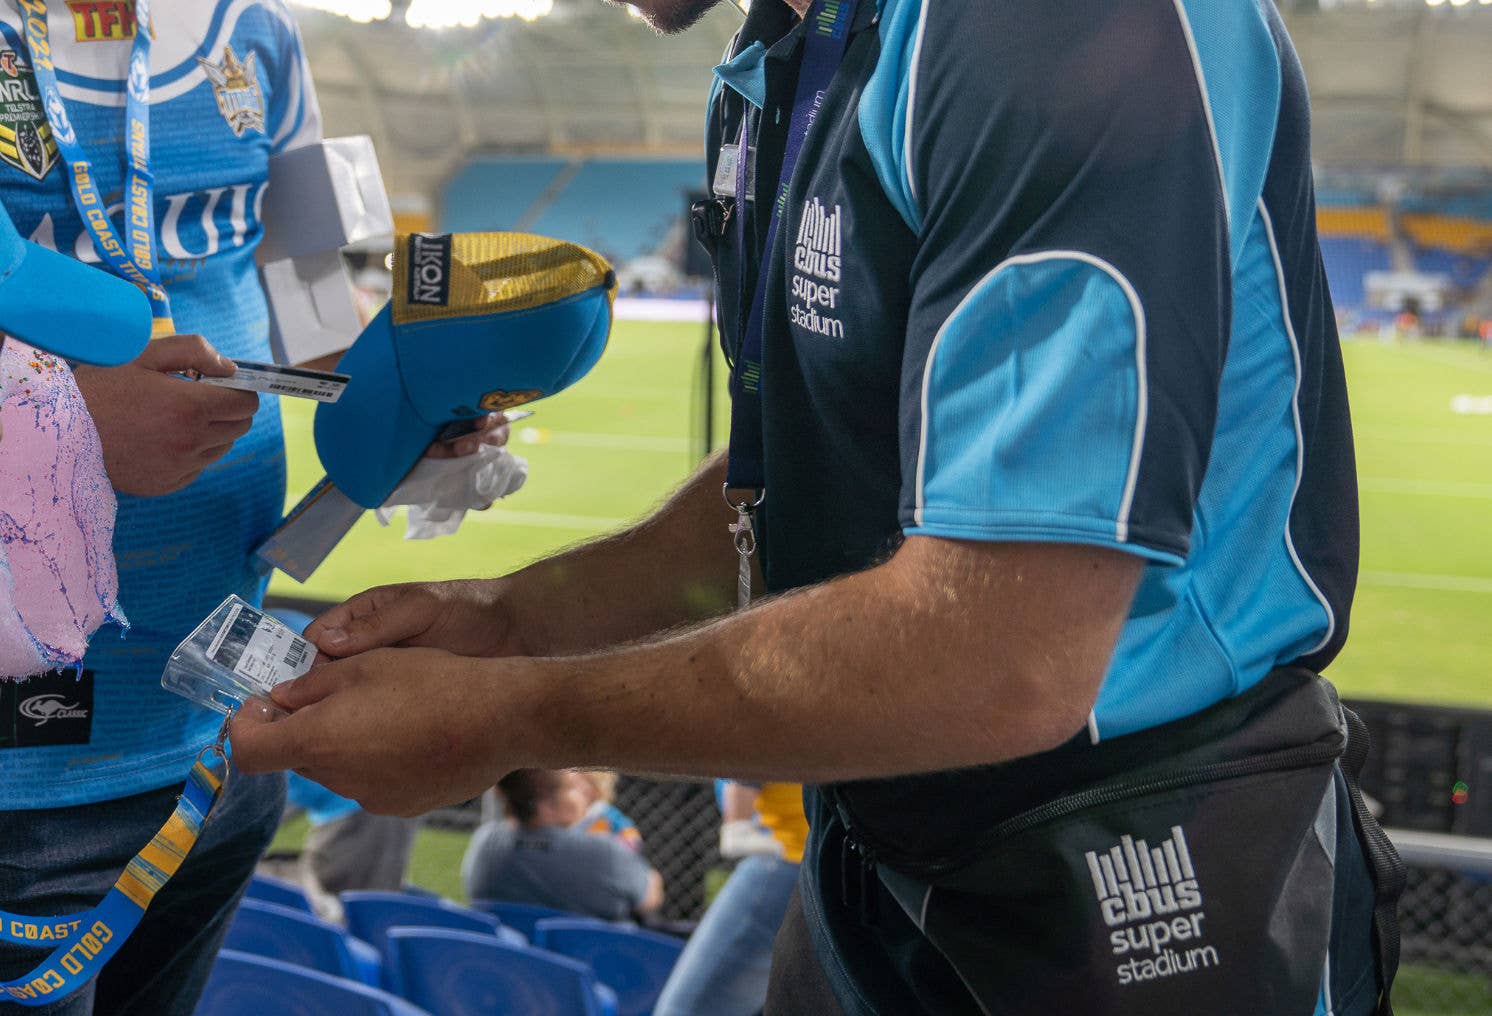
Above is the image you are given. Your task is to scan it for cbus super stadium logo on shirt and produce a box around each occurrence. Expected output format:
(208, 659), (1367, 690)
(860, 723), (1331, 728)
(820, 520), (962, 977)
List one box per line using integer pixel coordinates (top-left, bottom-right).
(1085, 825), (1220, 987)
(408, 232), (452, 306)
(790, 197), (845, 340)
(0, 50), (56, 181)
(66, 0), (150, 42)
(198, 45), (264, 137)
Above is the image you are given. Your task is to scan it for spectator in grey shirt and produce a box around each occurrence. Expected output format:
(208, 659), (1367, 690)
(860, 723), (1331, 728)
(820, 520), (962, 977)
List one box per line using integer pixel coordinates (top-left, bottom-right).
(462, 769), (664, 921)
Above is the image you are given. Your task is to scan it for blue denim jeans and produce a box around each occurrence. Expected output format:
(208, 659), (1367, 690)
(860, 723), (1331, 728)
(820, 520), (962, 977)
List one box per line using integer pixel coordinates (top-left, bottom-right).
(0, 768), (286, 1016)
(654, 854), (802, 1016)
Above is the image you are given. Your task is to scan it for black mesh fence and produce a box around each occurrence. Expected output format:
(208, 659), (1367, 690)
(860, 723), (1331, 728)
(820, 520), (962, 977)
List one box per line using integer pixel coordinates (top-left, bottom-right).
(1394, 846), (1492, 1016)
(614, 777), (722, 922)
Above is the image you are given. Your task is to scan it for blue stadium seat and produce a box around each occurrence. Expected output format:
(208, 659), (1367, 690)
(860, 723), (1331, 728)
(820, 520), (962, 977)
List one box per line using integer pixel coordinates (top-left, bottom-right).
(244, 873), (314, 913)
(1318, 236), (1391, 312)
(469, 899), (580, 941)
(533, 919), (684, 1016)
(195, 950), (430, 1016)
(225, 899), (382, 986)
(386, 928), (617, 1016)
(342, 891), (507, 958)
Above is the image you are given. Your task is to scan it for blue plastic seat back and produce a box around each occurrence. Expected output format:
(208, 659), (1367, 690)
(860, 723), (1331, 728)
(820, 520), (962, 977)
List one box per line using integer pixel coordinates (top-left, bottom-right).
(342, 891), (503, 956)
(225, 899), (375, 984)
(244, 873), (314, 913)
(469, 899), (574, 941)
(532, 920), (684, 1016)
(387, 928), (608, 1016)
(195, 950), (430, 1016)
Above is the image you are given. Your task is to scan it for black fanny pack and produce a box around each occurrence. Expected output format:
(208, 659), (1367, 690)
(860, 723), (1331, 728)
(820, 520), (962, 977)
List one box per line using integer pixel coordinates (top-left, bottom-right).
(807, 670), (1405, 1016)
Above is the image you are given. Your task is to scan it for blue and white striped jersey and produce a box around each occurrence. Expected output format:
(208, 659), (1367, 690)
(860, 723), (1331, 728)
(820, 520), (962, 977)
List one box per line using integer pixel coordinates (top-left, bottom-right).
(0, 0), (320, 807)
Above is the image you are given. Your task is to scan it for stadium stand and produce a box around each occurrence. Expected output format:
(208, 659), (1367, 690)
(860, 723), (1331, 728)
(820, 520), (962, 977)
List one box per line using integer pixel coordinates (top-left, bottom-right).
(244, 873), (316, 914)
(441, 157), (699, 264)
(224, 899), (383, 986)
(195, 951), (430, 1016)
(386, 928), (619, 1016)
(441, 157), (570, 234)
(1318, 234), (1393, 312)
(533, 919), (684, 1016)
(341, 891), (520, 960)
(470, 899), (579, 942)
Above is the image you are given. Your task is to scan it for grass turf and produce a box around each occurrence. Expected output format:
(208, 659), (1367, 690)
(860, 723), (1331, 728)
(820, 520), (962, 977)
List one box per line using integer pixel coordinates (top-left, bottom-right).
(272, 325), (1492, 709)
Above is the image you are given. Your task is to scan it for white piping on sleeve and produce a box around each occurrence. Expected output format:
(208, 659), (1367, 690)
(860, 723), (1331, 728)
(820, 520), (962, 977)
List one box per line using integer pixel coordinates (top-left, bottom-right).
(913, 250), (1148, 545)
(1169, 0), (1229, 233)
(1257, 199), (1337, 655)
(902, 0), (930, 211)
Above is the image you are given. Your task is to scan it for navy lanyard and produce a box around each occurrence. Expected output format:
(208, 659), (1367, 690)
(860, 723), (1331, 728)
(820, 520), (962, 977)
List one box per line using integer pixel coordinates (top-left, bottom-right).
(725, 0), (859, 494)
(23, 0), (174, 334)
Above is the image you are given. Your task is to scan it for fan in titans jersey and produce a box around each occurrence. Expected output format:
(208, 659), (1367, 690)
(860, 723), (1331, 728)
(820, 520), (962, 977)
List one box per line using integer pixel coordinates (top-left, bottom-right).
(0, 0), (317, 807)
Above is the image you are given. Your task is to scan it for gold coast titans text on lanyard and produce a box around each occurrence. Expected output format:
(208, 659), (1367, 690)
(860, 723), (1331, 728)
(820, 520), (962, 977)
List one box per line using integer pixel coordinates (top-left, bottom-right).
(17, 0), (175, 335)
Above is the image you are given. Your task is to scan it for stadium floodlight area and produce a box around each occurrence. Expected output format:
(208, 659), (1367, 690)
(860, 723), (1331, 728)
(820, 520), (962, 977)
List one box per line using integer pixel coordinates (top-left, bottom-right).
(289, 0), (555, 26)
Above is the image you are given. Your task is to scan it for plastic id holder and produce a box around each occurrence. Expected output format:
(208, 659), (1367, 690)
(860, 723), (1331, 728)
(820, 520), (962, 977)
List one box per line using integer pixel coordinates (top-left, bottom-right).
(162, 595), (313, 716)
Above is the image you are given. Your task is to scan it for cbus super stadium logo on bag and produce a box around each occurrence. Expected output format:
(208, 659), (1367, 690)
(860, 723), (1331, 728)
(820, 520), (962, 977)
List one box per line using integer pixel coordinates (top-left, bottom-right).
(408, 232), (452, 306)
(1085, 825), (1220, 987)
(0, 50), (56, 180)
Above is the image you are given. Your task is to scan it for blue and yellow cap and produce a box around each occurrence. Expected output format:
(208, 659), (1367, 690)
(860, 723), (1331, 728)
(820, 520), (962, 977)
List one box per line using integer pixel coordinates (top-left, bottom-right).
(0, 199), (150, 366)
(315, 232), (616, 509)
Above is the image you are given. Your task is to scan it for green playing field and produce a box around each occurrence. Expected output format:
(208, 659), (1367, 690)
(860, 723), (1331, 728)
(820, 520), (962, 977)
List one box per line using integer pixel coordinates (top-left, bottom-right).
(273, 323), (1492, 709)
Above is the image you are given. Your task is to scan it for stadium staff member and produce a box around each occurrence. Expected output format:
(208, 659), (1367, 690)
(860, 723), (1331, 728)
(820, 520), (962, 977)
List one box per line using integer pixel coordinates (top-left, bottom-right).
(234, 0), (1403, 1012)
(0, 4), (505, 1015)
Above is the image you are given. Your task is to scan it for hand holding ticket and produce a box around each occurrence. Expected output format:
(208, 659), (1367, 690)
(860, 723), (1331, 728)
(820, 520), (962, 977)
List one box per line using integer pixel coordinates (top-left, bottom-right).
(197, 358), (350, 403)
(162, 595), (312, 717)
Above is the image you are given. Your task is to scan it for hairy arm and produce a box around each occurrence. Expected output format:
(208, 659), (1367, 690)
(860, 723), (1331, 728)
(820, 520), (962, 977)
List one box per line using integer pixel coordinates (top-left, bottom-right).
(305, 451), (743, 662)
(232, 536), (1141, 812)
(524, 537), (1140, 782)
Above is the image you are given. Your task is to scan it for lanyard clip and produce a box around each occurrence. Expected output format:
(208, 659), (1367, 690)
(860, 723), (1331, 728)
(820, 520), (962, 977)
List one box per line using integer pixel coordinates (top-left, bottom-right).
(724, 485), (765, 610)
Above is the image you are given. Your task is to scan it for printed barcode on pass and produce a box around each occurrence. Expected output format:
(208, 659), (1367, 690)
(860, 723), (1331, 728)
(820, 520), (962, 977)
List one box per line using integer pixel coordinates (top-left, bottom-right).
(283, 640), (309, 669)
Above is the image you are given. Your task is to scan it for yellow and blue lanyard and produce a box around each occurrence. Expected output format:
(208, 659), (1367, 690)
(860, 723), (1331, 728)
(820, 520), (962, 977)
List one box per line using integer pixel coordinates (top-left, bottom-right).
(18, 0), (174, 335)
(0, 731), (228, 1006)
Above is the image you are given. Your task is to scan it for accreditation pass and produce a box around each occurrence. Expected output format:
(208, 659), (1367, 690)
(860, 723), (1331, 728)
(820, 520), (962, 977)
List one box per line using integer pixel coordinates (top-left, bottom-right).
(199, 360), (350, 403)
(204, 602), (315, 694)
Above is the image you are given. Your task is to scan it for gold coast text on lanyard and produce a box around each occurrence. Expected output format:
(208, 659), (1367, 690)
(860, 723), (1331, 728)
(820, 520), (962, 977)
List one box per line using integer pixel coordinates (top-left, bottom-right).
(17, 0), (175, 336)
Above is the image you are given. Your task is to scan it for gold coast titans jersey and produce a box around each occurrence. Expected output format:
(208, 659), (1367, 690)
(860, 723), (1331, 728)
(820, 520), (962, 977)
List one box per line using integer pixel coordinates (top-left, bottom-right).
(0, 0), (321, 807)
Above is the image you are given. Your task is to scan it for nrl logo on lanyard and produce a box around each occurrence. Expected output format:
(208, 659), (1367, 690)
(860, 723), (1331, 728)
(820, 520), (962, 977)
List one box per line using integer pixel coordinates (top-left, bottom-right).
(197, 44), (264, 138)
(0, 49), (57, 180)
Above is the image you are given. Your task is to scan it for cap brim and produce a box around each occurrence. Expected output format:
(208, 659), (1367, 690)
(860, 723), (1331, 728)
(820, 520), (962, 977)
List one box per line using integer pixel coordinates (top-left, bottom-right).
(314, 304), (439, 509)
(0, 243), (151, 366)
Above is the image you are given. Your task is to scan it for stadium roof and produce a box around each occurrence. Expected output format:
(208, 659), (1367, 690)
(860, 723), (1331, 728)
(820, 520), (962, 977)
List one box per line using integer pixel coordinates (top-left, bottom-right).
(291, 0), (1492, 197)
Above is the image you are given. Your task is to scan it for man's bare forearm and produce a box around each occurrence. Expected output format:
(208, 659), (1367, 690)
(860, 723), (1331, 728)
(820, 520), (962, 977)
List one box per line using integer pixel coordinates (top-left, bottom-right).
(506, 538), (1142, 783)
(506, 451), (742, 657)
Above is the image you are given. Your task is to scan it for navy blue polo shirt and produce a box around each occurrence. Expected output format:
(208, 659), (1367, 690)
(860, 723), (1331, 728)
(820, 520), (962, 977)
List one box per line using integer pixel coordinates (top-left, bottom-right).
(704, 0), (1357, 743)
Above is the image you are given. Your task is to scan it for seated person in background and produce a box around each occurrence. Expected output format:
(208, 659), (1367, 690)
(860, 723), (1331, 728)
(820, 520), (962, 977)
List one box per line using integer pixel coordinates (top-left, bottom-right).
(576, 770), (643, 852)
(287, 773), (421, 904)
(462, 769), (664, 921)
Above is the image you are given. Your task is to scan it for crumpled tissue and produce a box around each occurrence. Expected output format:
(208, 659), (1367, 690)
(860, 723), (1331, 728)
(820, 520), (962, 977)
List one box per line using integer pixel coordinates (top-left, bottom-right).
(375, 443), (528, 540)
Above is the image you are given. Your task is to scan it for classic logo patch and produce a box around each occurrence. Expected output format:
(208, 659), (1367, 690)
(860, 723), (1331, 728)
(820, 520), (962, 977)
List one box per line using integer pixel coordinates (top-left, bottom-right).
(1085, 826), (1219, 987)
(407, 233), (453, 306)
(198, 45), (264, 137)
(66, 0), (147, 42)
(0, 50), (56, 180)
(0, 670), (93, 749)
